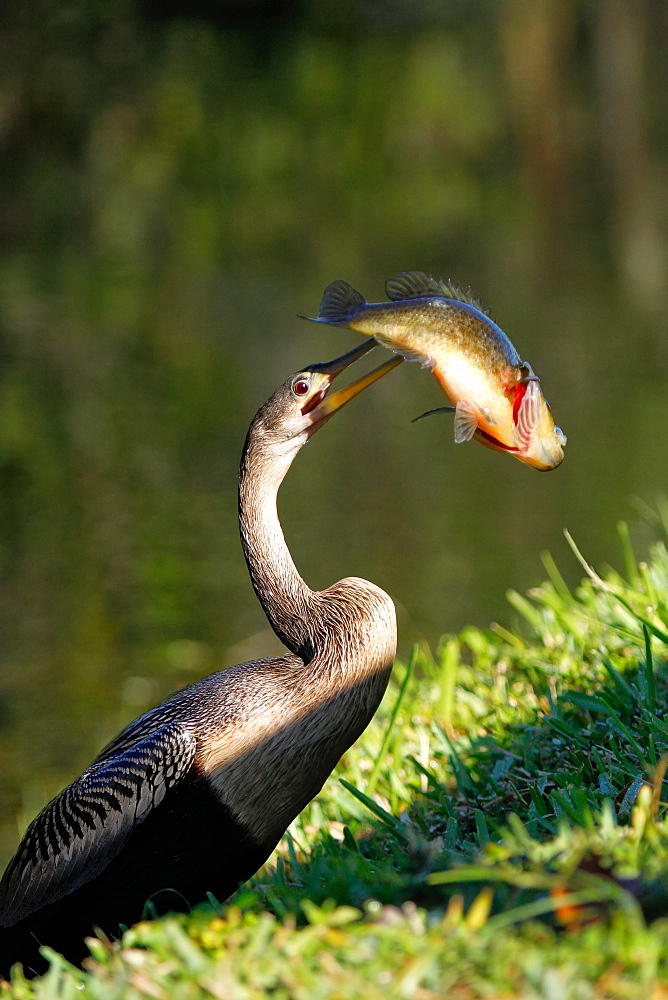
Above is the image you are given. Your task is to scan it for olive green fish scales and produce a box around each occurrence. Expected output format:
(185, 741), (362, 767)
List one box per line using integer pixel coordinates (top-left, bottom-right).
(315, 274), (526, 379)
(305, 271), (566, 471)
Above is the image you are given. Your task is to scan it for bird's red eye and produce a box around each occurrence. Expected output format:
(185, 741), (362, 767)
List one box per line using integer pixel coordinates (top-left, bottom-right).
(292, 378), (310, 396)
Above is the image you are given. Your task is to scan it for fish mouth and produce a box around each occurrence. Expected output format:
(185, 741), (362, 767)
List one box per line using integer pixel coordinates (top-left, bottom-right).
(475, 426), (566, 470)
(516, 431), (566, 471)
(520, 453), (564, 472)
(304, 340), (403, 427)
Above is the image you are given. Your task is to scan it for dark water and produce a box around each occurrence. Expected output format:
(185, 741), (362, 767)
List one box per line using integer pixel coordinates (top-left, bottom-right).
(0, 2), (667, 864)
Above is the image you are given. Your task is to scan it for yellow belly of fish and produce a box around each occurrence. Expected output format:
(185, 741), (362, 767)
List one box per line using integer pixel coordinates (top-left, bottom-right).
(431, 356), (515, 444)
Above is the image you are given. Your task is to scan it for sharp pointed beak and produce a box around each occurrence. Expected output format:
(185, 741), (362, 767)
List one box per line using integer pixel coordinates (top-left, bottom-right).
(305, 340), (404, 426)
(306, 337), (377, 376)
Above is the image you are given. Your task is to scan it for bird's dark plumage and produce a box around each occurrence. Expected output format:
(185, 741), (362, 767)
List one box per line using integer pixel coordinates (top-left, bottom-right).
(0, 341), (399, 978)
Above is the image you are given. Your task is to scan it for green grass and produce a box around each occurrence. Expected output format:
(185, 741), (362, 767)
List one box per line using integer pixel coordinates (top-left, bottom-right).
(5, 523), (668, 998)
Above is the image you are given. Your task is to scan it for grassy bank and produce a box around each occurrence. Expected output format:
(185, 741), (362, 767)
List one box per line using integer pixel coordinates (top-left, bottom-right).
(4, 524), (668, 998)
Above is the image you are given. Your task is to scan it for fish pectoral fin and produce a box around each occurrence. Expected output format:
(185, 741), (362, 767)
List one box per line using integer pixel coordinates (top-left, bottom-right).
(388, 346), (435, 367)
(516, 379), (542, 450)
(453, 399), (479, 444)
(477, 404), (497, 427)
(312, 279), (366, 324)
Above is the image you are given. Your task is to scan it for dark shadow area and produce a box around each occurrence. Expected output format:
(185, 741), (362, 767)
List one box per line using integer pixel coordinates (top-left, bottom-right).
(231, 648), (668, 931)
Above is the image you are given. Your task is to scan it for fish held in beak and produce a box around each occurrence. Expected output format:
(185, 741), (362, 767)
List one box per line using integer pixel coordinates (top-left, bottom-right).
(305, 271), (566, 471)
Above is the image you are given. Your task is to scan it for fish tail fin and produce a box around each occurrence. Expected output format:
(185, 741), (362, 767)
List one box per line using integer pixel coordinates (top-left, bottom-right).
(307, 280), (366, 325)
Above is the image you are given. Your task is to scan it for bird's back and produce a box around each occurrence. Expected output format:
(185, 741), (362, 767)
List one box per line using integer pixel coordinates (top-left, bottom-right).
(0, 590), (395, 979)
(0, 770), (271, 976)
(0, 656), (300, 978)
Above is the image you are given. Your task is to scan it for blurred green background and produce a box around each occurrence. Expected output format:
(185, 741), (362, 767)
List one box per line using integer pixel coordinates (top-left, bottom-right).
(0, 0), (666, 864)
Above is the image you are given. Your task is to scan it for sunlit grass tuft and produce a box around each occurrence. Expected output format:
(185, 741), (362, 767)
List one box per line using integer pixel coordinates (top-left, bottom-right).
(4, 524), (668, 998)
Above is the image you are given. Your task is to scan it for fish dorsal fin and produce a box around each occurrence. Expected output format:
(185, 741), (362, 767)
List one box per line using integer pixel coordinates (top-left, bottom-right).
(453, 399), (479, 444)
(316, 280), (366, 323)
(385, 271), (489, 315)
(386, 271), (446, 301)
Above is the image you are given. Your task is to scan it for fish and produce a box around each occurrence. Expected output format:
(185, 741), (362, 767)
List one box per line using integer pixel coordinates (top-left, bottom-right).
(303, 271), (566, 471)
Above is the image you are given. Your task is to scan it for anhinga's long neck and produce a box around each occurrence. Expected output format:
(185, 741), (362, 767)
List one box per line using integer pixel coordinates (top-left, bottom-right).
(238, 431), (316, 659)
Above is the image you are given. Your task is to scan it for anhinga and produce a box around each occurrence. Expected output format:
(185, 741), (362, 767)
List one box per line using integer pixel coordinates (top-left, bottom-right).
(0, 339), (402, 978)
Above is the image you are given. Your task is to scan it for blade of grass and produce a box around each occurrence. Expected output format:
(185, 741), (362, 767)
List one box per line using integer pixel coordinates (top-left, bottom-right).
(485, 886), (637, 933)
(602, 658), (636, 703)
(643, 624), (657, 715)
(475, 809), (492, 847)
(639, 561), (658, 608)
(339, 779), (408, 841)
(506, 589), (545, 631)
(540, 549), (572, 601)
(650, 755), (668, 820)
(617, 520), (639, 586)
(365, 646), (417, 796)
(437, 636), (459, 731)
(564, 530), (668, 645)
(429, 865), (559, 891)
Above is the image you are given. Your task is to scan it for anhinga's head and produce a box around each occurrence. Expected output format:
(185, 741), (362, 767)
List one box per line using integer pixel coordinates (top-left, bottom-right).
(250, 339), (402, 459)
